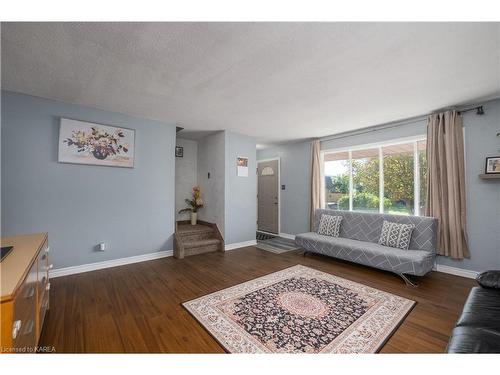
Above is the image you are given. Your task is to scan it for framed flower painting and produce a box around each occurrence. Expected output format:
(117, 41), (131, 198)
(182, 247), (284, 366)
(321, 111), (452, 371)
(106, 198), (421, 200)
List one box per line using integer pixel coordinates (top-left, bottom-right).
(58, 118), (135, 168)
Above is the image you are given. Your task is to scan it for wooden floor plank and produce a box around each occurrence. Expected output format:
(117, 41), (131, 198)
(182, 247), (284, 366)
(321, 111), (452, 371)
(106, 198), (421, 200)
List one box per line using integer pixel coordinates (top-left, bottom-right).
(40, 247), (475, 353)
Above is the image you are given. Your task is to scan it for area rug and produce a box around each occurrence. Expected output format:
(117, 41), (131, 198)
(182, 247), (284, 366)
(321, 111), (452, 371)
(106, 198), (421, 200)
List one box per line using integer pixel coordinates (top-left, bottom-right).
(256, 231), (276, 241)
(183, 265), (415, 353)
(256, 236), (300, 254)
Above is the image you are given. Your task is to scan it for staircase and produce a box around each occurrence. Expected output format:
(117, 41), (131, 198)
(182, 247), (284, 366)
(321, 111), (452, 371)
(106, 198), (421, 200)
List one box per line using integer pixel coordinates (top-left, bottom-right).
(174, 221), (224, 259)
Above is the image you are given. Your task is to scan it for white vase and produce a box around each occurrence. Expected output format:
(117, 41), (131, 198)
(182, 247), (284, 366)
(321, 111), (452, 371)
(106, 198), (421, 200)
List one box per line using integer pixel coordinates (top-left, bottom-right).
(191, 212), (198, 225)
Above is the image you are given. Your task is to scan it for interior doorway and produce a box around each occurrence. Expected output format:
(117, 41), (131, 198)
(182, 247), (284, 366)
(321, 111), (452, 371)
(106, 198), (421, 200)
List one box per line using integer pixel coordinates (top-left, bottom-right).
(257, 158), (280, 234)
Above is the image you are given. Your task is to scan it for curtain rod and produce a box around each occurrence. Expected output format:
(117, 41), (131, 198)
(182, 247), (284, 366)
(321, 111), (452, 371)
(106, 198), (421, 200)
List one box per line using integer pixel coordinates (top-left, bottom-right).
(319, 101), (493, 143)
(319, 115), (426, 143)
(458, 105), (484, 115)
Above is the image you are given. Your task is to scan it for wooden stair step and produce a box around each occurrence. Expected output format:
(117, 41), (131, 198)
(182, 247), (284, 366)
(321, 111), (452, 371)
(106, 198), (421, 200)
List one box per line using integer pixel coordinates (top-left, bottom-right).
(184, 238), (221, 249)
(174, 221), (224, 259)
(179, 233), (213, 242)
(177, 224), (214, 235)
(178, 230), (214, 242)
(183, 238), (222, 256)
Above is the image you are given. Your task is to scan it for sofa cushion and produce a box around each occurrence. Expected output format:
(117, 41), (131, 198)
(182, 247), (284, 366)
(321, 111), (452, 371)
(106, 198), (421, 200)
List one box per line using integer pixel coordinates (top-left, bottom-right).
(378, 221), (415, 250)
(455, 287), (500, 331)
(447, 326), (500, 353)
(476, 270), (500, 289)
(317, 214), (342, 237)
(295, 232), (434, 276)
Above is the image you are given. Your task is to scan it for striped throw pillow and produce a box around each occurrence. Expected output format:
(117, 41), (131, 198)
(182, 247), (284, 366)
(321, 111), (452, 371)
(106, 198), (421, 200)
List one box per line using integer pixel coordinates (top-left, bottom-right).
(317, 215), (342, 237)
(378, 221), (415, 250)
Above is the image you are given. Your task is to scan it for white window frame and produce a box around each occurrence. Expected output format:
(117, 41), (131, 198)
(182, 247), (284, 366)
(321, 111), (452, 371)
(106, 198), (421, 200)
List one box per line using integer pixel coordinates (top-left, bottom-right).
(321, 135), (426, 216)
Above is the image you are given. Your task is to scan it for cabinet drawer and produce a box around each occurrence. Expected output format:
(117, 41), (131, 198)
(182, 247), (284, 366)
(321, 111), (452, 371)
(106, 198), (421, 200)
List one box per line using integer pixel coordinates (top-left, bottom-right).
(12, 262), (37, 351)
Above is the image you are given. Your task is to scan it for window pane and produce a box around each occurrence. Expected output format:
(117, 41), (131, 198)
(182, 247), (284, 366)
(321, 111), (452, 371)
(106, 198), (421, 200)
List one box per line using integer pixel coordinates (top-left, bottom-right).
(351, 148), (379, 213)
(418, 140), (427, 214)
(324, 151), (349, 210)
(382, 143), (414, 215)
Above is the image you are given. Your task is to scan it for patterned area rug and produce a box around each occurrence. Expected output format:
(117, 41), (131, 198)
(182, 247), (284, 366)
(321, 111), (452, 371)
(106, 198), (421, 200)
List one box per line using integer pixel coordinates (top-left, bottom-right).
(183, 265), (415, 353)
(257, 236), (300, 254)
(256, 231), (276, 241)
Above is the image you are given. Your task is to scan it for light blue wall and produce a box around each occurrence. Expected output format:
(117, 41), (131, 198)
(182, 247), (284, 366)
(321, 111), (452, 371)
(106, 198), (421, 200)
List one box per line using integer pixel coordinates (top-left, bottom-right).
(224, 131), (257, 244)
(197, 131), (226, 235)
(258, 99), (500, 272)
(258, 141), (312, 236)
(175, 138), (198, 221)
(195, 130), (257, 244)
(1, 91), (177, 269)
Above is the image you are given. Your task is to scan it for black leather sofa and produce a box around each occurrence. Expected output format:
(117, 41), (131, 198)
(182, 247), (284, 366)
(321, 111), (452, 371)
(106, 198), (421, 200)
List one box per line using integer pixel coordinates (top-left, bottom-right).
(447, 270), (500, 353)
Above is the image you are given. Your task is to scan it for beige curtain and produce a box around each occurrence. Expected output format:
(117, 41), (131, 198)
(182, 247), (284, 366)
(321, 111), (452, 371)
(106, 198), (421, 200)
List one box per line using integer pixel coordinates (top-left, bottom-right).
(310, 139), (321, 231)
(426, 111), (469, 259)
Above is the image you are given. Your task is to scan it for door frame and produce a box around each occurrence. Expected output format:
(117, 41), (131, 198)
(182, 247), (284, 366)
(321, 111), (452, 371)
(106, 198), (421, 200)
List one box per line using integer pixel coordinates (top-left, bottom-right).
(257, 157), (281, 235)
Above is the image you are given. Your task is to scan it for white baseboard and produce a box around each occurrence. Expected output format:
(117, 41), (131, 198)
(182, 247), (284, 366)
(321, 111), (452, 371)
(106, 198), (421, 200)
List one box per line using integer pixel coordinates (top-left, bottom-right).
(48, 245), (478, 280)
(50, 250), (173, 278)
(225, 240), (257, 251)
(279, 233), (296, 240)
(257, 230), (278, 236)
(434, 264), (478, 279)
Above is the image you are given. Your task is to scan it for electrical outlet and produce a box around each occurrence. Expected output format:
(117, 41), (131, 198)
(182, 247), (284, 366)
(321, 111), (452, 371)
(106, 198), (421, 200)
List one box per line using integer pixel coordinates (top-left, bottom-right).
(98, 242), (107, 251)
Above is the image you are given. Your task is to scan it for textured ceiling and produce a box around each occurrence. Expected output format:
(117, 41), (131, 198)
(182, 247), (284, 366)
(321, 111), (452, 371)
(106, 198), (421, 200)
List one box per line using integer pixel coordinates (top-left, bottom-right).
(2, 22), (499, 145)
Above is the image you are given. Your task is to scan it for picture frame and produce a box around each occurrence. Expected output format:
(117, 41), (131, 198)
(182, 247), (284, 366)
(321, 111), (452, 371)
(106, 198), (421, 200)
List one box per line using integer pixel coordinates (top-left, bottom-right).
(58, 118), (135, 168)
(175, 146), (184, 158)
(485, 156), (500, 174)
(237, 156), (249, 177)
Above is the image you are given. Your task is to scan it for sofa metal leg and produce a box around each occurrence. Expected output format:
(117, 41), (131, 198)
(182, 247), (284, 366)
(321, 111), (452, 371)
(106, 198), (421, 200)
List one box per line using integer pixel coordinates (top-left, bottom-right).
(399, 273), (418, 287)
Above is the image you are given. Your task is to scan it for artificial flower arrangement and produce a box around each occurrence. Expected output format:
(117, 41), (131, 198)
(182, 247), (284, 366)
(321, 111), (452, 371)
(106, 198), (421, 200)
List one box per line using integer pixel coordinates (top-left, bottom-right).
(64, 127), (129, 160)
(179, 186), (204, 224)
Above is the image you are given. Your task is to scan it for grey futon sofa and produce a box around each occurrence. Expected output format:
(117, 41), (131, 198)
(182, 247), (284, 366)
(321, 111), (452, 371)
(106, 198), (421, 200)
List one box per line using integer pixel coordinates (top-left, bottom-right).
(295, 209), (437, 285)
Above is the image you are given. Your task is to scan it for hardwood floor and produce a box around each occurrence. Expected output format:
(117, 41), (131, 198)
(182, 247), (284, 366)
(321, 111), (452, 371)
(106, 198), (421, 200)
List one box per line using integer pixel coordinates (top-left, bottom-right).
(39, 247), (475, 353)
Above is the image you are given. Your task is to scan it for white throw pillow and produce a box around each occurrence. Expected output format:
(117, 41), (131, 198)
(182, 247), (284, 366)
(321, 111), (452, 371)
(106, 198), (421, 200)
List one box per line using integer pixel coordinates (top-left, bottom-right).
(378, 220), (415, 250)
(317, 214), (342, 237)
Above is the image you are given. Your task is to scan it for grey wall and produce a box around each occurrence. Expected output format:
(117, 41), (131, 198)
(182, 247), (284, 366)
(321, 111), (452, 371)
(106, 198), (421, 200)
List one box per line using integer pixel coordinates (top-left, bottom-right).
(197, 131), (226, 235)
(1, 91), (177, 269)
(224, 131), (257, 244)
(258, 99), (500, 272)
(175, 138), (198, 221)
(258, 141), (312, 236)
(194, 130), (258, 244)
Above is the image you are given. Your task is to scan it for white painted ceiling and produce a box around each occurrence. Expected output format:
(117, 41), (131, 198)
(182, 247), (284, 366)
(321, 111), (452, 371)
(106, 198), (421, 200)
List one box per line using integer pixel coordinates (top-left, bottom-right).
(2, 22), (499, 145)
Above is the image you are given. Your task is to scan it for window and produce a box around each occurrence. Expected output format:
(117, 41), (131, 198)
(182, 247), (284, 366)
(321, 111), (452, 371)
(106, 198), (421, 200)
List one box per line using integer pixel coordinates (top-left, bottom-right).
(322, 137), (427, 216)
(382, 143), (415, 215)
(324, 151), (349, 211)
(261, 166), (275, 176)
(418, 140), (427, 213)
(352, 148), (379, 213)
